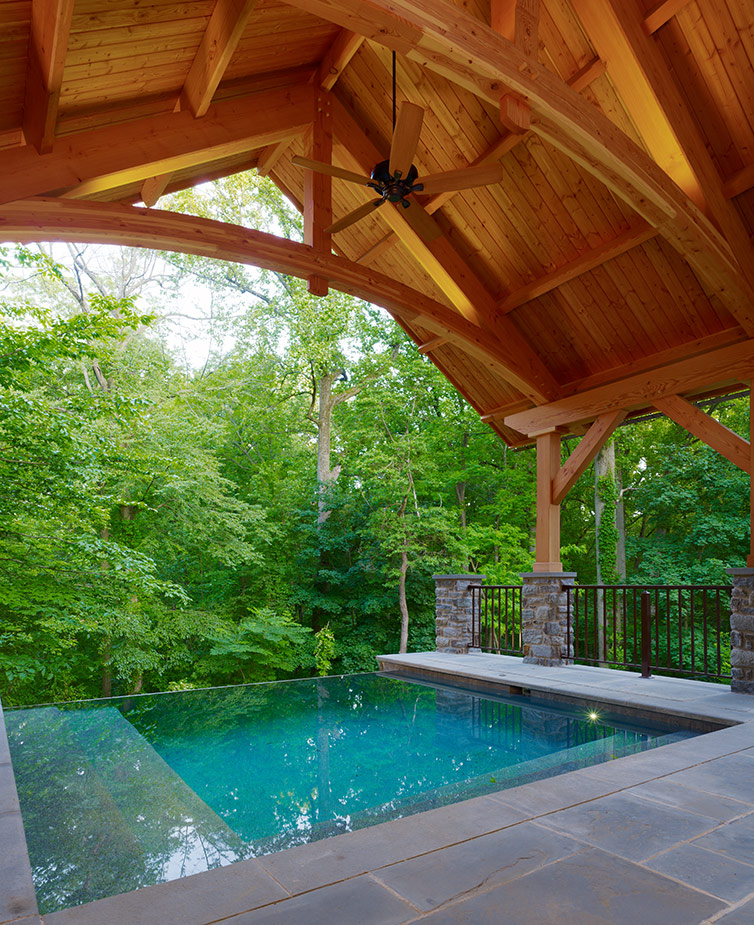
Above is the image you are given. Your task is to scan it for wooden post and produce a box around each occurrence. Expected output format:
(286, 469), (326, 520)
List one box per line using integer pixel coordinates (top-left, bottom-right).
(304, 92), (332, 296)
(749, 384), (754, 567)
(534, 430), (562, 571)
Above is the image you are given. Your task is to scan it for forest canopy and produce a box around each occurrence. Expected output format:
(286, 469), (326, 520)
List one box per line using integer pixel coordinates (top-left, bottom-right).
(0, 173), (749, 707)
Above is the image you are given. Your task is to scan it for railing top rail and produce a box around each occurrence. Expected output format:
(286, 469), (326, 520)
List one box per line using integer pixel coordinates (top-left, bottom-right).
(566, 584), (730, 592)
(473, 584), (522, 590)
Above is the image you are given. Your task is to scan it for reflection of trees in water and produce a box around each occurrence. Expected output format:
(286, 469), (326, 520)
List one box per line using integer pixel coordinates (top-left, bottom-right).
(7, 676), (672, 913)
(6, 705), (251, 914)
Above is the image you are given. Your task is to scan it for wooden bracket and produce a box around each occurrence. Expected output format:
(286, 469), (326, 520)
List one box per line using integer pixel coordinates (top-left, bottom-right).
(500, 93), (531, 134)
(653, 394), (750, 473)
(551, 410), (626, 505)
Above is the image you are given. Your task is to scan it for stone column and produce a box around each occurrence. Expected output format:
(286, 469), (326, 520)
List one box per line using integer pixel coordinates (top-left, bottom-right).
(520, 572), (577, 666)
(728, 568), (754, 693)
(434, 574), (485, 654)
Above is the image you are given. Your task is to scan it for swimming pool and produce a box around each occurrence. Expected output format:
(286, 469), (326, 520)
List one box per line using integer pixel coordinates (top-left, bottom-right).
(5, 672), (698, 914)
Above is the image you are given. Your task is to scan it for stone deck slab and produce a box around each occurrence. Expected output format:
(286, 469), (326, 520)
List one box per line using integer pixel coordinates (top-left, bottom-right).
(3, 653), (754, 923)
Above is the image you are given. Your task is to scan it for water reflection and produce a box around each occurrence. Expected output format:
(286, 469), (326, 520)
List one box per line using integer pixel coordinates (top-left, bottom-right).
(5, 673), (694, 913)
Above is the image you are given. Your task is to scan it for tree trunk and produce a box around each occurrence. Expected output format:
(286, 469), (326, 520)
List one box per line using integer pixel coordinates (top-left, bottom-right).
(316, 373), (339, 525)
(398, 495), (410, 653)
(615, 465), (627, 582)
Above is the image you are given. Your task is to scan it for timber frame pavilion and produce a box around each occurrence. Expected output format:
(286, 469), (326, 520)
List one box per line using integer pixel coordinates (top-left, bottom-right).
(1, 0), (754, 577)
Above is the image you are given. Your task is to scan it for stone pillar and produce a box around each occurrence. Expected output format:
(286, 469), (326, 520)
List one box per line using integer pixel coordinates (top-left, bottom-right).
(434, 574), (485, 654)
(728, 568), (754, 693)
(520, 572), (576, 666)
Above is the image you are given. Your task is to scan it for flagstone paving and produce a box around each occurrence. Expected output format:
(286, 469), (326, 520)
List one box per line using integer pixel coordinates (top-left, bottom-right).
(4, 653), (754, 923)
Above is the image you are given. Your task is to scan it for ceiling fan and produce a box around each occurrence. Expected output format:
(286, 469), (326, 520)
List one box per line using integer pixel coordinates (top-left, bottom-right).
(292, 100), (503, 242)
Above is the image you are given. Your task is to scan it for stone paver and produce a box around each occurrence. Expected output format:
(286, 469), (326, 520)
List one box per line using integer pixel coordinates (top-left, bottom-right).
(226, 876), (416, 924)
(417, 847), (725, 925)
(0, 813), (38, 924)
(629, 778), (753, 822)
(643, 843), (754, 902)
(373, 821), (583, 912)
(693, 814), (754, 866)
(716, 896), (754, 923)
(539, 790), (720, 862)
(666, 754), (754, 802)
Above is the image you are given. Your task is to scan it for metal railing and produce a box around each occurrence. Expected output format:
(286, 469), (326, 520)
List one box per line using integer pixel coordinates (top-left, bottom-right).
(471, 584), (522, 654)
(565, 584), (731, 682)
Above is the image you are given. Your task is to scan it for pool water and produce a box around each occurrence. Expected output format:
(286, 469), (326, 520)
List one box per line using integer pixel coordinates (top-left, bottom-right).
(5, 672), (697, 913)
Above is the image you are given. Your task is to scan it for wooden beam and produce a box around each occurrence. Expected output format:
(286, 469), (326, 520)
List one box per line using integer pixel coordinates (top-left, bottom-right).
(282, 0), (754, 333)
(304, 93), (333, 295)
(181, 0), (259, 118)
(500, 94), (531, 134)
(653, 394), (750, 473)
(723, 163), (754, 201)
(535, 431), (562, 571)
(0, 196), (552, 387)
(514, 0), (540, 58)
(140, 174), (173, 208)
(257, 139), (293, 177)
(499, 223), (658, 313)
(552, 410), (626, 504)
(505, 338), (754, 436)
(573, 0), (754, 315)
(417, 335), (448, 354)
(317, 29), (365, 90)
(642, 0), (691, 36)
(24, 0), (75, 153)
(0, 84), (315, 205)
(331, 95), (560, 403)
(567, 57), (607, 93)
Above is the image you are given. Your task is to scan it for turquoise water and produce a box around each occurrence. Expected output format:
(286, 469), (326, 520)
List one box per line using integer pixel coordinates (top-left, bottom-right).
(6, 672), (697, 913)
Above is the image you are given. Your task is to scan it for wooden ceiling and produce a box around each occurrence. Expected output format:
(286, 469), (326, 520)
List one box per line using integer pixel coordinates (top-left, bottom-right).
(1, 0), (754, 445)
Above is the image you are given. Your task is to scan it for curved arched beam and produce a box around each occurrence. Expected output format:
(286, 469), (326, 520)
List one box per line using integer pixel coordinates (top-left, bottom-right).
(0, 197), (556, 403)
(283, 0), (754, 335)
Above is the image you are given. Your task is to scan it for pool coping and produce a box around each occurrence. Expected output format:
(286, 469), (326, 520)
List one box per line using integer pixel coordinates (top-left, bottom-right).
(2, 653), (754, 924)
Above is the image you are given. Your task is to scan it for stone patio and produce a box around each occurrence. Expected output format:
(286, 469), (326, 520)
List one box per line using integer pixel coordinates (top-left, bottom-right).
(4, 653), (754, 923)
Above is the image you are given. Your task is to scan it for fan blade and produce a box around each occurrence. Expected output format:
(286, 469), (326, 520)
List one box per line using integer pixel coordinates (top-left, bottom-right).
(418, 163), (504, 196)
(291, 156), (372, 186)
(399, 200), (443, 242)
(389, 102), (424, 179)
(326, 198), (385, 234)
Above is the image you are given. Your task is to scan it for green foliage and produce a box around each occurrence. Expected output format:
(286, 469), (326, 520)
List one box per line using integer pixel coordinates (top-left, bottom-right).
(314, 624), (336, 676)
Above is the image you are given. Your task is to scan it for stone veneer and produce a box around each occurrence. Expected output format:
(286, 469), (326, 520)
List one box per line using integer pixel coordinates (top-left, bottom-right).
(520, 572), (576, 667)
(728, 568), (754, 693)
(434, 574), (485, 654)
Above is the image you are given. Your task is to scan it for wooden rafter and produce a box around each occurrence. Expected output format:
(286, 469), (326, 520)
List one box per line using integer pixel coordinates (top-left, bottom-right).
(653, 394), (750, 473)
(499, 223), (659, 314)
(24, 0), (75, 154)
(417, 336), (448, 354)
(330, 96), (560, 403)
(0, 197), (558, 396)
(504, 339), (754, 436)
(181, 0), (260, 118)
(281, 0), (754, 335)
(642, 0), (692, 36)
(724, 164), (754, 201)
(0, 84), (314, 204)
(318, 29), (365, 90)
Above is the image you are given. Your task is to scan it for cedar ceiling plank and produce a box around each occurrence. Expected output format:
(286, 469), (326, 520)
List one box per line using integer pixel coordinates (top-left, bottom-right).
(0, 83), (315, 204)
(330, 93), (561, 404)
(24, 0), (75, 153)
(505, 337), (754, 436)
(573, 0), (754, 314)
(283, 0), (754, 334)
(499, 222), (659, 312)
